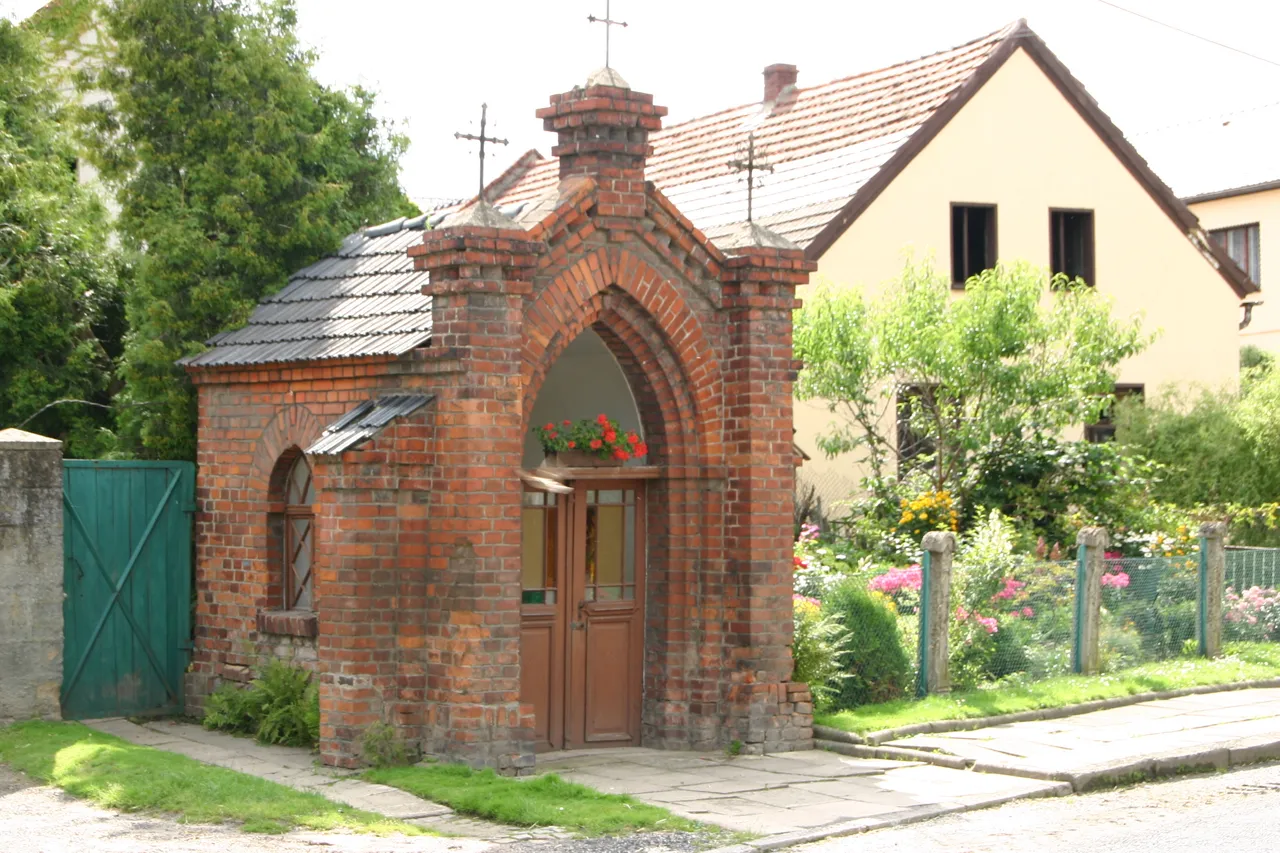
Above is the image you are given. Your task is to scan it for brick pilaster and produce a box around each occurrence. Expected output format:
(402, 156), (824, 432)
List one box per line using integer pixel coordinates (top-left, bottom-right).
(720, 241), (816, 754)
(406, 218), (543, 772)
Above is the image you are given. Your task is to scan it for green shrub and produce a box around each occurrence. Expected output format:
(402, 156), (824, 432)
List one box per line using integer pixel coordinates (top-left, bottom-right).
(792, 596), (850, 710)
(203, 661), (319, 749)
(821, 580), (912, 708)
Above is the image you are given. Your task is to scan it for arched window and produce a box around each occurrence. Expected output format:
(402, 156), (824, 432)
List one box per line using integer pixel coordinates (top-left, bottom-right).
(283, 454), (315, 610)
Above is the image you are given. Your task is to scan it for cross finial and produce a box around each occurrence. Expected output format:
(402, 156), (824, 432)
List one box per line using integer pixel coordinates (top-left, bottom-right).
(727, 133), (774, 223)
(587, 0), (627, 69)
(454, 103), (509, 200)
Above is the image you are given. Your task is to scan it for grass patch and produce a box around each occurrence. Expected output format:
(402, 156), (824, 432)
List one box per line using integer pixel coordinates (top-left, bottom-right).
(817, 641), (1280, 735)
(364, 764), (699, 835)
(0, 721), (425, 835)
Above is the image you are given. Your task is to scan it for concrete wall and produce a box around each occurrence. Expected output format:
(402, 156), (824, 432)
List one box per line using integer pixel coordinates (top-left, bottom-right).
(1188, 187), (1280, 352)
(0, 429), (64, 721)
(799, 46), (1246, 501)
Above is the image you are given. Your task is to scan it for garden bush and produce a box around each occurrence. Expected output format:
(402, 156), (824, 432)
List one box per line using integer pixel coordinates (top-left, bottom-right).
(791, 596), (850, 710)
(821, 579), (912, 708)
(203, 660), (319, 748)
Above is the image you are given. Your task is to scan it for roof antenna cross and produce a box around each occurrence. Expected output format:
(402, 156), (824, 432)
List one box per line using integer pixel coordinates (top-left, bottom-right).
(587, 0), (627, 69)
(454, 103), (509, 200)
(727, 132), (774, 223)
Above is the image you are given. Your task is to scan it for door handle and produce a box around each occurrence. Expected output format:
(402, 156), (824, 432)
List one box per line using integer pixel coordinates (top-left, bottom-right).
(571, 621), (585, 631)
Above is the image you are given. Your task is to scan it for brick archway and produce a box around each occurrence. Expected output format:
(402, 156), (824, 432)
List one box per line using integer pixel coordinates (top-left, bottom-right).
(521, 247), (724, 475)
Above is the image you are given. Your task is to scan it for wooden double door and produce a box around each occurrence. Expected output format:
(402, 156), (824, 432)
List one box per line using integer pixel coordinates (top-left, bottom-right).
(519, 480), (646, 752)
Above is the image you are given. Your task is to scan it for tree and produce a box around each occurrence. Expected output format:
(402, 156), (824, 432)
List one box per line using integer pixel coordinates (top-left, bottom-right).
(82, 0), (417, 459)
(794, 262), (1150, 505)
(0, 19), (120, 456)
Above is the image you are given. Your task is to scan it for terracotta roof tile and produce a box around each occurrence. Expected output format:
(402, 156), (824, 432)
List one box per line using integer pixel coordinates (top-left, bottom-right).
(491, 23), (1017, 248)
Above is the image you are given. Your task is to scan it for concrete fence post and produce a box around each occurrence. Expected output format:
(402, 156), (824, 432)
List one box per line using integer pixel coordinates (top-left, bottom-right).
(1073, 526), (1108, 676)
(0, 428), (64, 721)
(918, 531), (956, 697)
(1198, 522), (1227, 658)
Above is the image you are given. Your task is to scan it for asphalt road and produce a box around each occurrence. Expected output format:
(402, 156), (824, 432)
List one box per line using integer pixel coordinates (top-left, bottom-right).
(801, 761), (1280, 853)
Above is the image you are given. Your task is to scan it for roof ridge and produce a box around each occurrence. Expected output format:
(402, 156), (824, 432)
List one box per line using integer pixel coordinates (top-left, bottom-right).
(657, 20), (1021, 135)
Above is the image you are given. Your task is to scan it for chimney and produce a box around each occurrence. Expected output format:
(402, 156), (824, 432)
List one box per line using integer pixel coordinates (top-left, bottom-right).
(763, 63), (798, 103)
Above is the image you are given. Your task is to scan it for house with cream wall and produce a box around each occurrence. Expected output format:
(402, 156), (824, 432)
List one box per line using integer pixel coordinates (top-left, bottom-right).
(446, 21), (1262, 504)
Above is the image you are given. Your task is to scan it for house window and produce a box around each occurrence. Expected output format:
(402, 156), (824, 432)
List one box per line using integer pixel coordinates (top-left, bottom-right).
(897, 384), (939, 470)
(1209, 224), (1261, 285)
(951, 204), (997, 287)
(283, 454), (316, 610)
(1085, 384), (1144, 443)
(1051, 209), (1095, 286)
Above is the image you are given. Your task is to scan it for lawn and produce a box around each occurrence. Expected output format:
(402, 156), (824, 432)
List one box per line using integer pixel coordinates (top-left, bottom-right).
(817, 641), (1280, 735)
(0, 720), (424, 835)
(364, 763), (699, 835)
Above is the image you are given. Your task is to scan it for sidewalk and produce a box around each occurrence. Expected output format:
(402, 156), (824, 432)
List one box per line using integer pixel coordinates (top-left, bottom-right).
(82, 718), (567, 844)
(881, 686), (1280, 791)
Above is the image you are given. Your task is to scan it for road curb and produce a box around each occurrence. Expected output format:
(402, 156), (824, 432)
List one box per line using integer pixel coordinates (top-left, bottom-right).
(855, 677), (1280, 745)
(696, 781), (1071, 853)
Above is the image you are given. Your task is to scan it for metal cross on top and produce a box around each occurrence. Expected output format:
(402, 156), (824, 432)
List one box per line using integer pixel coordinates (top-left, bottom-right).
(454, 103), (509, 199)
(728, 132), (774, 223)
(587, 0), (627, 69)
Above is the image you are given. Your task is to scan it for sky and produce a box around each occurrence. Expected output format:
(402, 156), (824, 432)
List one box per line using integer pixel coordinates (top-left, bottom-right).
(6, 0), (1280, 206)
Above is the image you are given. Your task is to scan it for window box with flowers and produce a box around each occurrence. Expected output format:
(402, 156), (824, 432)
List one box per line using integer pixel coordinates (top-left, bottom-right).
(533, 413), (649, 467)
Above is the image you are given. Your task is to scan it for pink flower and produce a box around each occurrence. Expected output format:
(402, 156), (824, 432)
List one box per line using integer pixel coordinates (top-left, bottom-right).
(976, 615), (999, 634)
(1022, 606), (1034, 618)
(992, 578), (1027, 601)
(955, 605), (969, 621)
(869, 566), (922, 595)
(1100, 572), (1130, 589)
(792, 594), (820, 609)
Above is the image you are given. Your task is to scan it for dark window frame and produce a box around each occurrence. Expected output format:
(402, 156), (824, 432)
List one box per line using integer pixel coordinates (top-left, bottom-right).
(283, 454), (316, 611)
(1208, 223), (1261, 286)
(1085, 383), (1145, 443)
(950, 202), (998, 288)
(1050, 208), (1096, 287)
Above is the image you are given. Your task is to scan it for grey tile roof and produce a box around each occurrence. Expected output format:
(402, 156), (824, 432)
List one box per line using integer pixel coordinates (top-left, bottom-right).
(306, 394), (434, 455)
(183, 211), (452, 367)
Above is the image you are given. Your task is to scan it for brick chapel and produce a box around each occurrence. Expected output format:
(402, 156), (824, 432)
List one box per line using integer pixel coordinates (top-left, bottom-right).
(184, 65), (815, 770)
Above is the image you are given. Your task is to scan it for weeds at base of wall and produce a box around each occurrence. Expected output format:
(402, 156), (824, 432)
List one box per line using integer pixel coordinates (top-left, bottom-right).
(361, 722), (415, 768)
(203, 661), (319, 749)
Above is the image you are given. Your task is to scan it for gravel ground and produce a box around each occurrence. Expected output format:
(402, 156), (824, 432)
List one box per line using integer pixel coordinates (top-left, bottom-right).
(800, 760), (1280, 853)
(0, 764), (717, 853)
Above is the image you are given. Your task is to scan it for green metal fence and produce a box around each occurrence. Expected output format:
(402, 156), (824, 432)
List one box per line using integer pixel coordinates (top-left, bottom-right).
(1223, 547), (1280, 644)
(1097, 553), (1200, 669)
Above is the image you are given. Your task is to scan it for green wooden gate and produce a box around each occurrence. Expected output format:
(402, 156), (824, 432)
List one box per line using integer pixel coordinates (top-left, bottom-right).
(62, 461), (195, 719)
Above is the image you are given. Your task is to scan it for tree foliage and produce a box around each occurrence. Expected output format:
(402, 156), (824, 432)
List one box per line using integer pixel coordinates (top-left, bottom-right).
(794, 263), (1150, 505)
(0, 19), (120, 455)
(82, 0), (417, 459)
(1116, 366), (1280, 508)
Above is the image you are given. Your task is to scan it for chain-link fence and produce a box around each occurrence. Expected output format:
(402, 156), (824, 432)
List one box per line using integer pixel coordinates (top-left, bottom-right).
(1098, 554), (1200, 669)
(948, 558), (1077, 689)
(1223, 548), (1280, 645)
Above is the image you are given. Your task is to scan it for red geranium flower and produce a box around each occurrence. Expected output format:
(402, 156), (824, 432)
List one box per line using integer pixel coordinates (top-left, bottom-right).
(627, 433), (639, 445)
(544, 422), (555, 431)
(604, 431), (617, 444)
(590, 439), (603, 450)
(567, 440), (576, 448)
(633, 442), (648, 457)
(562, 419), (572, 426)
(614, 448), (630, 460)
(596, 413), (609, 425)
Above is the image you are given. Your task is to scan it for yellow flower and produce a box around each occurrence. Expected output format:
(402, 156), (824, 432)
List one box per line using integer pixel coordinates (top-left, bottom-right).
(902, 512), (915, 522)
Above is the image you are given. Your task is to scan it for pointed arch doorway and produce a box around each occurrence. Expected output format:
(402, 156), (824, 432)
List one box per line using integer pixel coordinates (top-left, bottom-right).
(519, 329), (653, 752)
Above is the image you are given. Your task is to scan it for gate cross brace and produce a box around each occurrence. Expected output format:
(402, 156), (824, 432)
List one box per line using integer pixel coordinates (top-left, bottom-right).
(61, 469), (183, 705)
